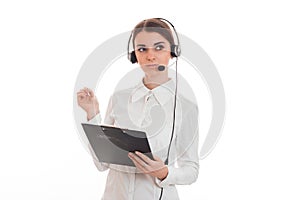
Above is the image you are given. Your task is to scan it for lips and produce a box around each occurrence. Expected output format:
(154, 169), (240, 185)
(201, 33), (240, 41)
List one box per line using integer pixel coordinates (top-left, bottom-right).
(144, 64), (158, 68)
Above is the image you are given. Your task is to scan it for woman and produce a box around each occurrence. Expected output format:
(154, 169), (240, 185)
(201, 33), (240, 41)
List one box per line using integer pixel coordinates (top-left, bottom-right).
(77, 18), (199, 200)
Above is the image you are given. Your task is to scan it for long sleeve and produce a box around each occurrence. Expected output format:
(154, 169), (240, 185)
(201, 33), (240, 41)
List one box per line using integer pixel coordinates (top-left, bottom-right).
(87, 95), (115, 126)
(87, 96), (115, 171)
(156, 105), (199, 187)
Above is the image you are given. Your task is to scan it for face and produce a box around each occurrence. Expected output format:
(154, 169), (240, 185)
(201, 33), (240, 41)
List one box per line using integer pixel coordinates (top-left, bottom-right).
(134, 31), (172, 75)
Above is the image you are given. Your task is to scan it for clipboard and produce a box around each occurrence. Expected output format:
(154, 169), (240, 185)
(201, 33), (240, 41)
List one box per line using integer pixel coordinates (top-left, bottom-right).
(81, 123), (154, 167)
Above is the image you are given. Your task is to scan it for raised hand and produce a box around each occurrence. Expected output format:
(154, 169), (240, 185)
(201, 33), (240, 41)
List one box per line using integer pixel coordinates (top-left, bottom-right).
(77, 87), (100, 120)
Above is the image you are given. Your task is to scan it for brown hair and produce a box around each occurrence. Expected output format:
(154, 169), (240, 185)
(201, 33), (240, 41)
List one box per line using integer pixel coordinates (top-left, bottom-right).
(132, 18), (175, 48)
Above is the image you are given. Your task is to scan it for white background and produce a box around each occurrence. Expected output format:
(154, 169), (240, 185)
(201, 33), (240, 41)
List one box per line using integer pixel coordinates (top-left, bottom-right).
(1, 0), (299, 199)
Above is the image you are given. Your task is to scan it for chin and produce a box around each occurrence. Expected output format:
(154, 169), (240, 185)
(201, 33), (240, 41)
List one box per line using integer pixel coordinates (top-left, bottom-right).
(142, 69), (157, 76)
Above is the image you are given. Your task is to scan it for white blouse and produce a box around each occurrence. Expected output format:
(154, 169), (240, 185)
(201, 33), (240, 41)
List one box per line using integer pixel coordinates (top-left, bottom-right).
(88, 78), (199, 200)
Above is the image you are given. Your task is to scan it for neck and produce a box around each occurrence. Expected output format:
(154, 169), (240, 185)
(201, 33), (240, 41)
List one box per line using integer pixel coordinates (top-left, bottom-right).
(143, 74), (170, 90)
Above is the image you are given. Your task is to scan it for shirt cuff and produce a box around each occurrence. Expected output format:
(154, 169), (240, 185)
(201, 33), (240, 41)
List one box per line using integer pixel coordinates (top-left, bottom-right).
(155, 166), (175, 188)
(86, 113), (102, 125)
(93, 159), (109, 171)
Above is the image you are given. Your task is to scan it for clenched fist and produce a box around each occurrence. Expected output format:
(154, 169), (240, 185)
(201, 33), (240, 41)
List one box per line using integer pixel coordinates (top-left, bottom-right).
(77, 87), (100, 120)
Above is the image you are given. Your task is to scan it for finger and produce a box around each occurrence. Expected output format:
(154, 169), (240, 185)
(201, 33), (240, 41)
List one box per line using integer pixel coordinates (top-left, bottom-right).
(86, 88), (95, 97)
(83, 87), (94, 97)
(77, 93), (87, 100)
(152, 155), (162, 162)
(77, 91), (88, 96)
(77, 91), (88, 97)
(82, 87), (89, 94)
(128, 153), (147, 172)
(77, 91), (85, 95)
(135, 151), (153, 164)
(129, 153), (149, 169)
(130, 156), (144, 170)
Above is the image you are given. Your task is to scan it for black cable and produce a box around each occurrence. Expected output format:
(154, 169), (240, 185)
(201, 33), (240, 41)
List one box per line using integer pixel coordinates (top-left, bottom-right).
(165, 57), (178, 165)
(158, 188), (164, 200)
(157, 18), (179, 200)
(159, 58), (178, 200)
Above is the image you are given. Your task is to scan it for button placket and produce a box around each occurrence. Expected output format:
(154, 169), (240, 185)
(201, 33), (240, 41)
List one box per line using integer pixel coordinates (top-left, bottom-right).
(142, 92), (155, 127)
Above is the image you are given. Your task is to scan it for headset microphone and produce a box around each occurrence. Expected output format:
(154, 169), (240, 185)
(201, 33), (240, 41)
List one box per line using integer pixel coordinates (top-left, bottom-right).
(158, 65), (165, 71)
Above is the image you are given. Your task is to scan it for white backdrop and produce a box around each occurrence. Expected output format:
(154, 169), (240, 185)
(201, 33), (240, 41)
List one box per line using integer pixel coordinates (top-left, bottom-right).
(0, 0), (299, 199)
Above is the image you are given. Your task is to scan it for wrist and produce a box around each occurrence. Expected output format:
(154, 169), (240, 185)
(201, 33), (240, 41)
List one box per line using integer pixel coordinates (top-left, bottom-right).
(87, 109), (100, 121)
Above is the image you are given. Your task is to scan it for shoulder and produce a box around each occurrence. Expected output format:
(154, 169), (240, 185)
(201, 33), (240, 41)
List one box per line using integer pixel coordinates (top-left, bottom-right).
(177, 94), (198, 114)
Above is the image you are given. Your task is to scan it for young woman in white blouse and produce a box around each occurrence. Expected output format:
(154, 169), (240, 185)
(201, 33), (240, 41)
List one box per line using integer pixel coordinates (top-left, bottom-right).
(77, 18), (199, 200)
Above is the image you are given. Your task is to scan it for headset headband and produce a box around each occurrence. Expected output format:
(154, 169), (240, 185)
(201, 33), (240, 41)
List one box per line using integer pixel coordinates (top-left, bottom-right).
(127, 18), (181, 63)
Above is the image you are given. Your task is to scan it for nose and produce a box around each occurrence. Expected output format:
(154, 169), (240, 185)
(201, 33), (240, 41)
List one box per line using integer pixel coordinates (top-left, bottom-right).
(146, 48), (156, 61)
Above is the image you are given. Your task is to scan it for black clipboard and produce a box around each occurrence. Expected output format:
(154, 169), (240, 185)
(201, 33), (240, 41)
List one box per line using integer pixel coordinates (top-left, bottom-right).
(81, 123), (154, 167)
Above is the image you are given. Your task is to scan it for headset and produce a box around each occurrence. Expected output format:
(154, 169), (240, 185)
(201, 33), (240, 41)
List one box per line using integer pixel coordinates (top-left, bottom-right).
(127, 18), (181, 63)
(127, 18), (181, 200)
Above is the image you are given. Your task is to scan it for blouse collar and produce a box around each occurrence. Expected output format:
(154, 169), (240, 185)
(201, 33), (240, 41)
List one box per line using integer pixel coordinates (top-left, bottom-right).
(131, 78), (175, 105)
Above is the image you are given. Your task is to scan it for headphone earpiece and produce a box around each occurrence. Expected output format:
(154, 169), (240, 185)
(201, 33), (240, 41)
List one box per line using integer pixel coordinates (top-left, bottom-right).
(171, 44), (180, 58)
(129, 51), (138, 63)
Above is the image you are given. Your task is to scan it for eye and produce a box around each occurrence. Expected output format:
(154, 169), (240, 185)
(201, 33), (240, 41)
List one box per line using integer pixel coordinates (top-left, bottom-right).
(137, 47), (146, 52)
(155, 45), (164, 51)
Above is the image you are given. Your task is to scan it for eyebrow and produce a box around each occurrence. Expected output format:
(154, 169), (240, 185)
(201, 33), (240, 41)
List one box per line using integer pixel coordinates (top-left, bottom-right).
(136, 41), (166, 47)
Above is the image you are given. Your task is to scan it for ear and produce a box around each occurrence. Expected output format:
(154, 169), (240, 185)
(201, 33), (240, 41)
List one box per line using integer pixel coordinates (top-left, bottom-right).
(130, 51), (138, 63)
